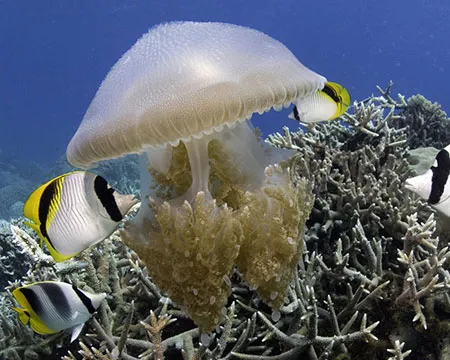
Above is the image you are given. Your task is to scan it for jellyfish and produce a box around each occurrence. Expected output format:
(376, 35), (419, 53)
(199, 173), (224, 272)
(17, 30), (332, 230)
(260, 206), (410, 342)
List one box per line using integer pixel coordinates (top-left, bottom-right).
(67, 21), (320, 331)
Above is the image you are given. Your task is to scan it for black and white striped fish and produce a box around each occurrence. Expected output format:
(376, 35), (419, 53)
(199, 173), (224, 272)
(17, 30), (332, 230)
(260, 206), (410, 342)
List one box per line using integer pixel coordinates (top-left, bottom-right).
(23, 171), (138, 262)
(405, 144), (450, 217)
(12, 281), (106, 342)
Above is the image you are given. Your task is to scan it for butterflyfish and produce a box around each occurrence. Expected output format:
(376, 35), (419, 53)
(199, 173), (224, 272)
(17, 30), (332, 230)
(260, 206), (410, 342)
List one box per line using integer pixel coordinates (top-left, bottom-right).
(12, 281), (106, 342)
(405, 144), (450, 217)
(23, 171), (138, 262)
(288, 81), (351, 123)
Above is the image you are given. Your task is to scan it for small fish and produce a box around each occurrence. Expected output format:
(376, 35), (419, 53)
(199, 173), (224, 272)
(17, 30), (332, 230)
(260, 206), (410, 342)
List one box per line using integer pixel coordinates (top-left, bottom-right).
(288, 81), (351, 123)
(12, 281), (106, 342)
(23, 171), (138, 262)
(405, 144), (450, 217)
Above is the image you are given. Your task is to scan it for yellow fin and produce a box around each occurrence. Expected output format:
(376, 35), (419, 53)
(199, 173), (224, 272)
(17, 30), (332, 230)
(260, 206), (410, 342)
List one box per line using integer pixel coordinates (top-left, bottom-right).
(11, 307), (30, 325)
(12, 288), (54, 334)
(24, 177), (56, 224)
(12, 282), (60, 335)
(29, 316), (57, 335)
(46, 175), (65, 227)
(26, 209), (78, 262)
(12, 304), (56, 335)
(23, 172), (74, 225)
(44, 237), (76, 262)
(12, 288), (41, 326)
(12, 288), (32, 310)
(23, 172), (81, 261)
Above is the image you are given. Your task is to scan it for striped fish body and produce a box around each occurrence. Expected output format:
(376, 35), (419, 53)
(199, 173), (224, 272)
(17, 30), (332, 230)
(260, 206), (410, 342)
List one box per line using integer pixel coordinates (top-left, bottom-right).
(23, 171), (137, 262)
(12, 281), (106, 342)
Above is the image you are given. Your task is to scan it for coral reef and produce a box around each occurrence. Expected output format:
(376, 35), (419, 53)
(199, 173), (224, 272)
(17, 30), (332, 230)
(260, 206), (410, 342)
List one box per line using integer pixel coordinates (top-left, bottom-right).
(1, 84), (450, 359)
(397, 92), (450, 149)
(0, 220), (34, 289)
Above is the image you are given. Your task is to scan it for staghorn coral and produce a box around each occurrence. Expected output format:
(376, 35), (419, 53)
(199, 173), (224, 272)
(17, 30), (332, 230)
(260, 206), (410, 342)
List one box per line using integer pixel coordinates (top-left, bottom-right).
(397, 93), (450, 149)
(2, 84), (450, 359)
(1, 223), (381, 360)
(0, 221), (34, 289)
(264, 83), (450, 359)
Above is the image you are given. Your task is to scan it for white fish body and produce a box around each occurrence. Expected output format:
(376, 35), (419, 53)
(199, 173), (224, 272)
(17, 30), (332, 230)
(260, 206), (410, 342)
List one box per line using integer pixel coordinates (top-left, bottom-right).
(289, 92), (338, 123)
(12, 281), (106, 342)
(48, 172), (122, 252)
(23, 171), (138, 261)
(405, 144), (450, 217)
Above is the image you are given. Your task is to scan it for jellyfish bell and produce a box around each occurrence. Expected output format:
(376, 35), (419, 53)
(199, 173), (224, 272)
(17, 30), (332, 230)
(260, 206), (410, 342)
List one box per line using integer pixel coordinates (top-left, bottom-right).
(66, 21), (320, 331)
(67, 22), (325, 197)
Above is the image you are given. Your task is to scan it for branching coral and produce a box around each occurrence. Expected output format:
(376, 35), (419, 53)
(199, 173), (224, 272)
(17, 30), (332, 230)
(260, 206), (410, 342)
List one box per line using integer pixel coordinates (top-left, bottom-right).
(265, 83), (450, 359)
(396, 213), (450, 330)
(397, 93), (450, 149)
(0, 222), (35, 289)
(387, 340), (412, 360)
(2, 84), (450, 359)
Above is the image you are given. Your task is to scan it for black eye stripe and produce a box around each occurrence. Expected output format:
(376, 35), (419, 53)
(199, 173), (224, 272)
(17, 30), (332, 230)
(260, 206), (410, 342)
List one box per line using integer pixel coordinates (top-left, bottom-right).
(38, 180), (59, 248)
(72, 285), (96, 314)
(20, 283), (71, 320)
(428, 149), (450, 204)
(20, 287), (43, 315)
(292, 106), (300, 121)
(94, 175), (122, 222)
(322, 84), (341, 104)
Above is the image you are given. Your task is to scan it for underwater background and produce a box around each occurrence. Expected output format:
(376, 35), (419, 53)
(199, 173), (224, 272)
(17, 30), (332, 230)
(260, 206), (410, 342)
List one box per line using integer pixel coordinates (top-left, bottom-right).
(1, 0), (450, 166)
(1, 0), (450, 219)
(2, 1), (450, 360)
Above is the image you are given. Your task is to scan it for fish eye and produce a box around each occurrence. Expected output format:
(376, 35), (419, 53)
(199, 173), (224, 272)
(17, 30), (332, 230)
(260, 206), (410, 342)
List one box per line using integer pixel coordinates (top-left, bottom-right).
(322, 83), (340, 104)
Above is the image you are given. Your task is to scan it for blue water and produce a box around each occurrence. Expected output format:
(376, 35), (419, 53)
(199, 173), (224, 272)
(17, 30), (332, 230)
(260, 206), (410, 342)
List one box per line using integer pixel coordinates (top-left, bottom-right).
(1, 1), (449, 177)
